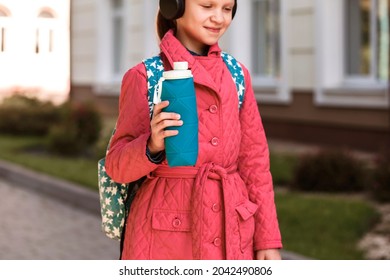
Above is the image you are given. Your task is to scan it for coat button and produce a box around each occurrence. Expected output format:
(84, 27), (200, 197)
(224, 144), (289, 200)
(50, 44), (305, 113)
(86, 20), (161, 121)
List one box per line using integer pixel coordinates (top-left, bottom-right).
(213, 237), (222, 247)
(212, 203), (221, 212)
(211, 137), (219, 146)
(209, 105), (218, 114)
(172, 218), (181, 228)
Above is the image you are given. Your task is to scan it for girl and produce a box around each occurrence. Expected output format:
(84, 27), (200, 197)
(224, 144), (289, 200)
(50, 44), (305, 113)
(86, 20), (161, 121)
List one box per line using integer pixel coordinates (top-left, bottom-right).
(105, 0), (282, 260)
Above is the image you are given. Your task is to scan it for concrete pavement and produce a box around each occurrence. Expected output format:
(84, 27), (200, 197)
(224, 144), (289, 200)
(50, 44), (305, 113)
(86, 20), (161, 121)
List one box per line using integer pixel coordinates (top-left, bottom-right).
(0, 177), (119, 260)
(0, 159), (307, 260)
(0, 160), (119, 260)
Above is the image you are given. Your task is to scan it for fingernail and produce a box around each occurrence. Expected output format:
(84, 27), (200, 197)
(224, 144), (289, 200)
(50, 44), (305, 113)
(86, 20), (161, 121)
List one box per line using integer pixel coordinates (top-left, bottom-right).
(177, 114), (181, 119)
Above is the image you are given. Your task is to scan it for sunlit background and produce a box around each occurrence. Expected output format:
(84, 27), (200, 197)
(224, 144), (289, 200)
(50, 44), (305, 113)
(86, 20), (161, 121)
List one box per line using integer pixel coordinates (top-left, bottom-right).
(0, 0), (70, 104)
(0, 0), (389, 260)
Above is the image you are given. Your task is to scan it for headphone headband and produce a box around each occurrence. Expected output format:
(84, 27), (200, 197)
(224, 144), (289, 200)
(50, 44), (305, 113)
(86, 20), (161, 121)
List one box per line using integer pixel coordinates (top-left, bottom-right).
(159, 0), (237, 20)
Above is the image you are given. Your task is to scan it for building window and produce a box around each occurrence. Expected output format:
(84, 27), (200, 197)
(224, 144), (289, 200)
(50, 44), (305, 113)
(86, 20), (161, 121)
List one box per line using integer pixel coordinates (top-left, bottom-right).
(231, 0), (288, 102)
(36, 10), (55, 54)
(1, 27), (5, 52)
(252, 0), (281, 79)
(315, 0), (388, 108)
(0, 7), (9, 53)
(345, 0), (389, 82)
(111, 0), (124, 76)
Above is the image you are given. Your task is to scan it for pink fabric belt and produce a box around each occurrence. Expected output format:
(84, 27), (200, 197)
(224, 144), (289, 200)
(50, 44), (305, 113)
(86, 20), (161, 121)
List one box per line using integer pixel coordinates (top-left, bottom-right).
(151, 163), (238, 259)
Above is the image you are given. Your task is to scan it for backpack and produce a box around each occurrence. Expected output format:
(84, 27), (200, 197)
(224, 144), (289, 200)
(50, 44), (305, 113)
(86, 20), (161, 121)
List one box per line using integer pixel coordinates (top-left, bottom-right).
(98, 52), (246, 242)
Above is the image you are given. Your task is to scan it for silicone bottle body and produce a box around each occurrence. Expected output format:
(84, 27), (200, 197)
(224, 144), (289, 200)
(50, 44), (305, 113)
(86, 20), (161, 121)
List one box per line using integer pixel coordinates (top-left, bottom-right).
(160, 62), (198, 167)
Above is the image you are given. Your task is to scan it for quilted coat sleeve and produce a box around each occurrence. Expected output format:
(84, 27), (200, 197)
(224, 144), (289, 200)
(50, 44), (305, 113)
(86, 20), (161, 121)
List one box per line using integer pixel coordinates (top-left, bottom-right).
(105, 64), (160, 183)
(237, 65), (283, 251)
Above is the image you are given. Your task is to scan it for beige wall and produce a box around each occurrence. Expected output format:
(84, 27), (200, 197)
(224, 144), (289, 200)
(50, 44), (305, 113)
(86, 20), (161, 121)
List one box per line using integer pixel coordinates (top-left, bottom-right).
(287, 0), (315, 90)
(71, 0), (96, 84)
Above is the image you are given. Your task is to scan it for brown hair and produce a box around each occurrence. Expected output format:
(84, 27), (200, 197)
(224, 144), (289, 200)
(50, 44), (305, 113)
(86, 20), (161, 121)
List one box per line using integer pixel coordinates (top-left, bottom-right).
(156, 11), (177, 41)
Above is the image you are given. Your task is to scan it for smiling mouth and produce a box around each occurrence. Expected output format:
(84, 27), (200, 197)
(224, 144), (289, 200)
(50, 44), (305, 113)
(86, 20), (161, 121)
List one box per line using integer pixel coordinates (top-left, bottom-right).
(205, 27), (221, 33)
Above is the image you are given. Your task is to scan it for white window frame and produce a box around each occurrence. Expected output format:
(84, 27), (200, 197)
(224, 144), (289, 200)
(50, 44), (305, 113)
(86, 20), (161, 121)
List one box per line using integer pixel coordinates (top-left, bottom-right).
(314, 0), (389, 108)
(36, 10), (56, 55)
(111, 0), (125, 80)
(0, 26), (4, 52)
(251, 0), (280, 82)
(95, 0), (158, 96)
(228, 0), (289, 104)
(95, 0), (129, 95)
(0, 6), (10, 53)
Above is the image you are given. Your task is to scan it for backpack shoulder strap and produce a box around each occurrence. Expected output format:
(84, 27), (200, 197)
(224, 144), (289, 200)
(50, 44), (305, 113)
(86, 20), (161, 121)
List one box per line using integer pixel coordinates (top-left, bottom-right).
(143, 55), (164, 118)
(221, 52), (246, 110)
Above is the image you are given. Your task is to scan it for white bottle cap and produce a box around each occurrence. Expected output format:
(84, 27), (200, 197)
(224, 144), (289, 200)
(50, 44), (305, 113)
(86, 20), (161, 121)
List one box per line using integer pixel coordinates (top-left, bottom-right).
(163, 61), (192, 79)
(173, 61), (188, 70)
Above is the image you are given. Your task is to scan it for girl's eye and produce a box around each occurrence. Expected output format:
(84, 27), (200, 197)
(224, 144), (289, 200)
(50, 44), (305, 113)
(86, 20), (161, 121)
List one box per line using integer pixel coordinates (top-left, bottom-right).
(224, 7), (232, 12)
(201, 5), (212, 8)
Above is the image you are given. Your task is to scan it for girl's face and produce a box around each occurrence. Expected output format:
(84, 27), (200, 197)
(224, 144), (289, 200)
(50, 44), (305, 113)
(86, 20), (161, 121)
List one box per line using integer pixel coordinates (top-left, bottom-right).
(176, 0), (235, 54)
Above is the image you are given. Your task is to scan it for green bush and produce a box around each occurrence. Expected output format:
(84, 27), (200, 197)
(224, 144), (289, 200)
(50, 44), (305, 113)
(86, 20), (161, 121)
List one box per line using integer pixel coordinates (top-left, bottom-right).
(370, 150), (390, 202)
(292, 149), (368, 192)
(46, 123), (83, 155)
(0, 95), (59, 135)
(94, 129), (113, 160)
(270, 153), (298, 186)
(46, 102), (102, 156)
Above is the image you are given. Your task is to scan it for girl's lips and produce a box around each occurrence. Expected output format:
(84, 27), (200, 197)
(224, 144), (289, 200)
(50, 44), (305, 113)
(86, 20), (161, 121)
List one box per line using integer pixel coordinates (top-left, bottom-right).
(205, 27), (221, 33)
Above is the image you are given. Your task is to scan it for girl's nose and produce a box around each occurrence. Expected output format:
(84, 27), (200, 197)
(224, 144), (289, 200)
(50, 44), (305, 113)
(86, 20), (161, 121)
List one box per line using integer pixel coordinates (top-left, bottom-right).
(210, 9), (224, 23)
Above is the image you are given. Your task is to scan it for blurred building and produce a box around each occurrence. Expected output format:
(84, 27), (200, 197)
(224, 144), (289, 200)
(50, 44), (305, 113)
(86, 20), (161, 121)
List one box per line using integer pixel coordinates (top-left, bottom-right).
(71, 0), (389, 152)
(0, 0), (70, 104)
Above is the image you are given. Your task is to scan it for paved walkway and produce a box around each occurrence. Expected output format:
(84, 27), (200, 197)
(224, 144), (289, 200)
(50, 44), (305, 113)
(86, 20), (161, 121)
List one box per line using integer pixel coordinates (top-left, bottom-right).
(0, 178), (119, 260)
(0, 159), (307, 260)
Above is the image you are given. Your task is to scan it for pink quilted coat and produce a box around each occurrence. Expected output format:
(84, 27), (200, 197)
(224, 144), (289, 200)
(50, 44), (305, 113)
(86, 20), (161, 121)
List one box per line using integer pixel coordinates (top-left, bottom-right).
(105, 30), (282, 260)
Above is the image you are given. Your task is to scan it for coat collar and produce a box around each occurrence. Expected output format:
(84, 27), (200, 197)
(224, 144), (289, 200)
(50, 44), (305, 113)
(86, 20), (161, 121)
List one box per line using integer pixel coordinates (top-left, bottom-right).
(159, 30), (222, 93)
(160, 30), (222, 67)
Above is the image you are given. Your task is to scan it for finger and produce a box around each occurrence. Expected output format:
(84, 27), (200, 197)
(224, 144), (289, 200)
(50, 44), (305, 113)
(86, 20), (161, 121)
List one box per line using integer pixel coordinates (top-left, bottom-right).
(153, 100), (169, 115)
(161, 129), (179, 138)
(161, 120), (183, 129)
(156, 112), (181, 122)
(157, 120), (183, 130)
(150, 127), (178, 146)
(151, 101), (168, 127)
(151, 113), (181, 130)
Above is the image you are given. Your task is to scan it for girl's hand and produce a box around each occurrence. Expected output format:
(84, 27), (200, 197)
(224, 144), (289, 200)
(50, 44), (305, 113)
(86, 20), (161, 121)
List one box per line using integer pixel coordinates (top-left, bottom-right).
(255, 249), (282, 260)
(148, 101), (183, 154)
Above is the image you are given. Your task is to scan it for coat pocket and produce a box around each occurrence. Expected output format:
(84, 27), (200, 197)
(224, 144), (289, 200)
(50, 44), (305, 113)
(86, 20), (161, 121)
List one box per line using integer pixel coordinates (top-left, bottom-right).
(235, 200), (258, 253)
(151, 209), (192, 259)
(152, 209), (191, 232)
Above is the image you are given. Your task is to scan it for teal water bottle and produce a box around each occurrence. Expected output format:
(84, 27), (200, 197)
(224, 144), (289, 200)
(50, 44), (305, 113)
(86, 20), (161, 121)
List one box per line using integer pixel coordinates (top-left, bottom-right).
(158, 61), (198, 167)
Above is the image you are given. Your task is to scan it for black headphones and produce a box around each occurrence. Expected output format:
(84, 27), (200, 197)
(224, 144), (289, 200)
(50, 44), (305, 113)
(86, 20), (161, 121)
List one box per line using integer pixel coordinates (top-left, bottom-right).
(159, 0), (237, 20)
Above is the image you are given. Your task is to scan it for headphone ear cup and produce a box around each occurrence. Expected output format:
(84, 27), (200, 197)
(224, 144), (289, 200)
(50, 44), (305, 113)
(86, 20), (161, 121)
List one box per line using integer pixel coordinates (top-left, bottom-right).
(159, 0), (185, 20)
(232, 0), (237, 19)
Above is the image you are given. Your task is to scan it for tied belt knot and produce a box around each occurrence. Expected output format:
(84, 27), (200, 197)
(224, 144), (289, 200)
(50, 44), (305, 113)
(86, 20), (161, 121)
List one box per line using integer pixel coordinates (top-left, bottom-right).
(151, 163), (238, 259)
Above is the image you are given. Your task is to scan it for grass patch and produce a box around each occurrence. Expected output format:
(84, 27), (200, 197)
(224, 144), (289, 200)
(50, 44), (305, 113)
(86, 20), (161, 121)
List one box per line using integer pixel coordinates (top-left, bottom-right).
(275, 191), (380, 259)
(0, 118), (116, 190)
(0, 135), (98, 190)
